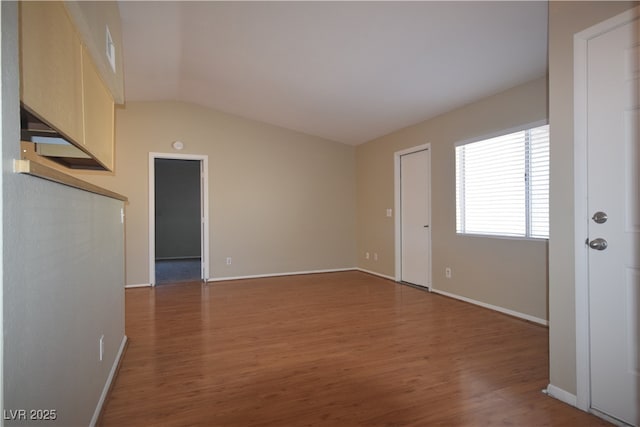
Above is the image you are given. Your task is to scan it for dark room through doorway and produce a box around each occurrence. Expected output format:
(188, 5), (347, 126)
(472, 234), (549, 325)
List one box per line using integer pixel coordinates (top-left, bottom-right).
(154, 158), (202, 284)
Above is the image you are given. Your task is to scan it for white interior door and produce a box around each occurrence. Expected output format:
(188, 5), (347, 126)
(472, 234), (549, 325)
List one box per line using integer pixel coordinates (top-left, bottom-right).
(200, 160), (206, 280)
(587, 15), (639, 426)
(400, 148), (431, 287)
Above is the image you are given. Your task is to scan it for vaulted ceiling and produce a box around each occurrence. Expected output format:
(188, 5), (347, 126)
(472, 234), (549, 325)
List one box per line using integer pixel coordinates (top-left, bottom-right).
(119, 1), (548, 145)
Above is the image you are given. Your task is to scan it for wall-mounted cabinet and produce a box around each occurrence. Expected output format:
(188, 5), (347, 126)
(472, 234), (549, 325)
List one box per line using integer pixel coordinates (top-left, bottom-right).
(19, 1), (115, 172)
(82, 46), (115, 171)
(19, 1), (84, 145)
(64, 1), (125, 104)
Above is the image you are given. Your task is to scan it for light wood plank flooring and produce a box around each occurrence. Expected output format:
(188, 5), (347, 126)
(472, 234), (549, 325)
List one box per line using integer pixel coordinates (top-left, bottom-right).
(99, 271), (608, 426)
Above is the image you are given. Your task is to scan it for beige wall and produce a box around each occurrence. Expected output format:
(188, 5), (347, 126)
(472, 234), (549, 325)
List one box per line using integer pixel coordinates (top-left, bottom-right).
(547, 1), (637, 396)
(77, 101), (356, 286)
(356, 77), (549, 321)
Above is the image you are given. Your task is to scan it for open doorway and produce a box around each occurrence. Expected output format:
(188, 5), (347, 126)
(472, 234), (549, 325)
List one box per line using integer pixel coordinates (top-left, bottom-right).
(149, 153), (209, 285)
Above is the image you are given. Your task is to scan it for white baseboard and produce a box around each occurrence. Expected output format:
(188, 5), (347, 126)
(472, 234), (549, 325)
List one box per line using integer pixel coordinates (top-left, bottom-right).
(125, 283), (152, 288)
(207, 267), (356, 283)
(544, 384), (578, 407)
(431, 288), (548, 326)
(90, 335), (128, 427)
(355, 268), (396, 281)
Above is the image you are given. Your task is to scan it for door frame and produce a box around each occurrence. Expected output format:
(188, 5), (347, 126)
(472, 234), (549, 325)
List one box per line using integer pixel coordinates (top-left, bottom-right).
(573, 5), (640, 412)
(394, 143), (432, 288)
(149, 152), (210, 286)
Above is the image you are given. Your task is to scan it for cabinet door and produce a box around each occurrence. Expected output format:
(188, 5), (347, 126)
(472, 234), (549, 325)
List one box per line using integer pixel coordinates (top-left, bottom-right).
(20, 1), (84, 145)
(82, 47), (115, 171)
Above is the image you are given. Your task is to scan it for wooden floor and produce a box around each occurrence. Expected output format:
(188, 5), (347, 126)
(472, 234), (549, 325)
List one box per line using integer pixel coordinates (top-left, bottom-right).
(99, 271), (609, 426)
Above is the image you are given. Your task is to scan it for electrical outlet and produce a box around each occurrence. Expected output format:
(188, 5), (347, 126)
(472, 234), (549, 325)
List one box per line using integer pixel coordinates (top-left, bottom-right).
(445, 267), (452, 279)
(99, 335), (104, 362)
(374, 253), (378, 261)
(226, 257), (232, 266)
(365, 252), (370, 260)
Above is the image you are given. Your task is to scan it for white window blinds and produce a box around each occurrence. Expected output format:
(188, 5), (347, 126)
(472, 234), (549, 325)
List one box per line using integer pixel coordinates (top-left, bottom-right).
(455, 124), (549, 239)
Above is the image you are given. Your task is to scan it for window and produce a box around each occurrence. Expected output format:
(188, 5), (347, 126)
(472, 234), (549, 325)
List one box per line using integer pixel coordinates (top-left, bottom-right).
(455, 124), (549, 239)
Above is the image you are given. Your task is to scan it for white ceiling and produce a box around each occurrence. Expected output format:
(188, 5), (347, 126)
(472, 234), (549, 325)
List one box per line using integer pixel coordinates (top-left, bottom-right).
(119, 1), (548, 145)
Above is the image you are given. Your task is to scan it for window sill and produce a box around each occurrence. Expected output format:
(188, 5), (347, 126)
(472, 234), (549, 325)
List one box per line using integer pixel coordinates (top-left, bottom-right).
(456, 232), (548, 242)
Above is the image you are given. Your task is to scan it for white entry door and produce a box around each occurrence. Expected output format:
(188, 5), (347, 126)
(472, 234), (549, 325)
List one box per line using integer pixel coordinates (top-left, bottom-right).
(586, 14), (639, 426)
(399, 148), (431, 288)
